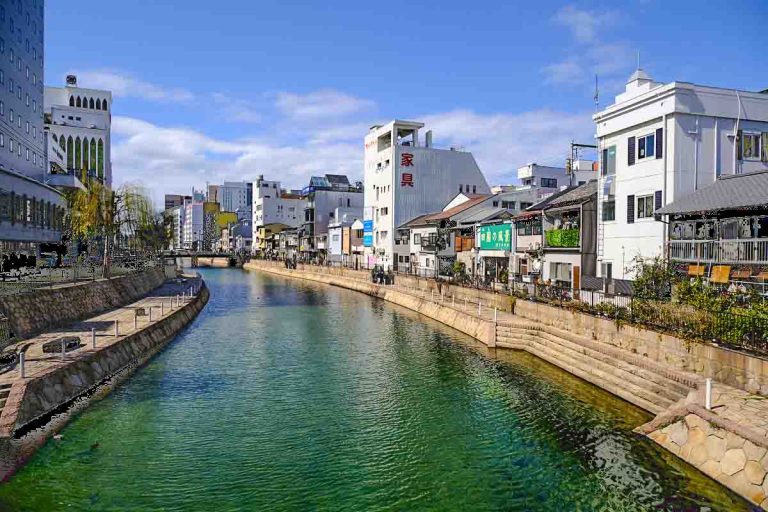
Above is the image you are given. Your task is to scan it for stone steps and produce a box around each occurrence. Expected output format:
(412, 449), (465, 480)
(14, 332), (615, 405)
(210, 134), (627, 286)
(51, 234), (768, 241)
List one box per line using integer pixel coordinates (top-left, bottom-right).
(533, 330), (690, 400)
(495, 323), (693, 415)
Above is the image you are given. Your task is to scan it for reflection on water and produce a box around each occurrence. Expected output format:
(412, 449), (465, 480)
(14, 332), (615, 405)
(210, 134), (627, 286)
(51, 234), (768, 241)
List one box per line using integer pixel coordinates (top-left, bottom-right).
(0, 269), (750, 511)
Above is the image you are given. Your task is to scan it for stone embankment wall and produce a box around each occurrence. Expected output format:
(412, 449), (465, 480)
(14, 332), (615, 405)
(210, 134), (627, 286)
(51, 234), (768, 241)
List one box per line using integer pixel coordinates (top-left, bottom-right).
(2, 284), (209, 438)
(244, 262), (496, 346)
(514, 300), (768, 396)
(0, 268), (166, 342)
(638, 390), (768, 509)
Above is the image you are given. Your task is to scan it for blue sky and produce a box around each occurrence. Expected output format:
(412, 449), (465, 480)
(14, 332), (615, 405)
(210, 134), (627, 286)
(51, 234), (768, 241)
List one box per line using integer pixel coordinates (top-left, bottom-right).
(45, 0), (768, 206)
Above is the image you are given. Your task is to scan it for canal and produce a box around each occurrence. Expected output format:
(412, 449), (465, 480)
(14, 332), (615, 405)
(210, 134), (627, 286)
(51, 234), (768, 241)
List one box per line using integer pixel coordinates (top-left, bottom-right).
(0, 269), (749, 511)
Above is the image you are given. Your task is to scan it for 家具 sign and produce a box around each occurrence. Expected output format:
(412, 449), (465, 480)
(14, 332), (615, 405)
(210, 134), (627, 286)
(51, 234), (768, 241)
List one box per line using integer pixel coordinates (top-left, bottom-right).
(478, 224), (511, 251)
(401, 172), (414, 187)
(363, 219), (373, 247)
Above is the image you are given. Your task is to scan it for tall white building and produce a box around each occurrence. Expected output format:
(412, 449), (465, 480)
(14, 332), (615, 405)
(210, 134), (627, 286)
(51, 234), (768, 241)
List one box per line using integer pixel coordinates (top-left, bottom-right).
(364, 120), (490, 269)
(594, 69), (768, 280)
(44, 75), (112, 187)
(220, 180), (249, 213)
(182, 198), (203, 250)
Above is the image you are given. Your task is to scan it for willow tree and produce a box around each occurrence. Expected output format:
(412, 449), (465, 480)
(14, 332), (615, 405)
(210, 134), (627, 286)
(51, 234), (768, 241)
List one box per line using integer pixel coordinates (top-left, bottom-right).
(69, 183), (158, 277)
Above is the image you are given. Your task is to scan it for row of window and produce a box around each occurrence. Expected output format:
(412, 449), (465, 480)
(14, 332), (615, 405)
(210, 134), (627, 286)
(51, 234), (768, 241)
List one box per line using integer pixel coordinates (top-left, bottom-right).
(0, 191), (64, 231)
(1, 3), (43, 46)
(0, 100), (39, 141)
(69, 95), (109, 111)
(0, 131), (43, 168)
(458, 184), (477, 194)
(600, 193), (660, 223)
(52, 134), (106, 176)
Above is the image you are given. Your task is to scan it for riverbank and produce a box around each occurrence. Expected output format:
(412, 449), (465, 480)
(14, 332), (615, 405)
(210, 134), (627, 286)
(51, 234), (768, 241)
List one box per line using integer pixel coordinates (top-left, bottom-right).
(244, 260), (768, 510)
(0, 272), (208, 481)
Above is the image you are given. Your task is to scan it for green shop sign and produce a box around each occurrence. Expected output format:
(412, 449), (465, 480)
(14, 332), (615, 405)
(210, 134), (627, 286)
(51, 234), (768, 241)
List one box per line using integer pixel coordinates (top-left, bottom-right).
(478, 224), (511, 251)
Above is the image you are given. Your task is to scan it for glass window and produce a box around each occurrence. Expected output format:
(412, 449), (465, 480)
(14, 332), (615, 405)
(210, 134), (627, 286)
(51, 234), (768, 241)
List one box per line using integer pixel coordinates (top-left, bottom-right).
(637, 133), (655, 160)
(637, 195), (655, 219)
(602, 200), (616, 221)
(742, 133), (762, 161)
(0, 69), (3, 84)
(0, 133), (3, 147)
(541, 178), (558, 188)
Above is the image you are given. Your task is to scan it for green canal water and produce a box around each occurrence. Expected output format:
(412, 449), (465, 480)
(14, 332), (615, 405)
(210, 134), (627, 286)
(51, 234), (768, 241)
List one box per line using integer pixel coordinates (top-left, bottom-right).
(0, 269), (751, 511)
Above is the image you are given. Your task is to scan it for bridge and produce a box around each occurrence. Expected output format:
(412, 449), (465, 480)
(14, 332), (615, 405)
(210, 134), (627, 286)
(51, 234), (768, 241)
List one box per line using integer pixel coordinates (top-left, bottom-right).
(162, 252), (243, 268)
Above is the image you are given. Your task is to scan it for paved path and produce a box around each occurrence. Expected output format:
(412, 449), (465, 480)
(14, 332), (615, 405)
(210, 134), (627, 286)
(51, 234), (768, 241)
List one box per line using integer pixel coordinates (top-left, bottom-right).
(0, 275), (203, 387)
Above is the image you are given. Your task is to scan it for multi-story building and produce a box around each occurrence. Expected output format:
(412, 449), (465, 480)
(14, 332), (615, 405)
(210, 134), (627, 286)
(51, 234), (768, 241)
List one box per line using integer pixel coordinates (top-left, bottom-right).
(182, 199), (203, 251)
(219, 181), (250, 214)
(594, 68), (768, 280)
(512, 181), (598, 290)
(206, 184), (219, 205)
(0, 0), (67, 248)
(327, 207), (363, 265)
(252, 175), (304, 253)
(300, 174), (363, 259)
(364, 120), (490, 270)
(516, 161), (597, 199)
(164, 205), (183, 250)
(164, 193), (189, 211)
(44, 75), (112, 188)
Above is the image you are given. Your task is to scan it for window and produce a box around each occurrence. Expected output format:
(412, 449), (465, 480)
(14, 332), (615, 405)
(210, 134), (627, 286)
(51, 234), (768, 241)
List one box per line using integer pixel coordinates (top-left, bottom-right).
(0, 100), (3, 115)
(637, 133), (655, 160)
(25, 120), (28, 133)
(472, 185), (477, 194)
(501, 200), (515, 209)
(520, 202), (533, 210)
(601, 262), (613, 280)
(414, 234), (421, 245)
(0, 134), (3, 147)
(380, 207), (388, 216)
(637, 195), (654, 219)
(9, 108), (13, 122)
(492, 201), (499, 207)
(8, 138), (13, 152)
(549, 262), (572, 283)
(541, 178), (558, 188)
(32, 152), (35, 164)
(742, 132), (762, 161)
(602, 200), (616, 221)
(25, 147), (28, 160)
(459, 184), (463, 193)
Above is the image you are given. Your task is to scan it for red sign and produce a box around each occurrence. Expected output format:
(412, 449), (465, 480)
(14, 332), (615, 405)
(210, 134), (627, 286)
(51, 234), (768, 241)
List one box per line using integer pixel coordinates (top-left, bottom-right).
(401, 153), (414, 167)
(401, 173), (414, 187)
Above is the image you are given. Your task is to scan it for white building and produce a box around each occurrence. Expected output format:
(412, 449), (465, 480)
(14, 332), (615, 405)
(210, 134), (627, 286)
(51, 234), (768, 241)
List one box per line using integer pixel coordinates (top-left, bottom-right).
(327, 207), (363, 264)
(516, 162), (597, 199)
(594, 69), (768, 280)
(252, 176), (305, 252)
(220, 181), (250, 213)
(182, 199), (203, 250)
(364, 120), (490, 270)
(44, 75), (112, 187)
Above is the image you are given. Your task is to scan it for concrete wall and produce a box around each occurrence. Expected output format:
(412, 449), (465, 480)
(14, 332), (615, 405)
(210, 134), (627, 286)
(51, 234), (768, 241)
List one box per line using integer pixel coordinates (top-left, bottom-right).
(0, 268), (166, 342)
(515, 299), (768, 395)
(2, 285), (208, 437)
(244, 261), (496, 346)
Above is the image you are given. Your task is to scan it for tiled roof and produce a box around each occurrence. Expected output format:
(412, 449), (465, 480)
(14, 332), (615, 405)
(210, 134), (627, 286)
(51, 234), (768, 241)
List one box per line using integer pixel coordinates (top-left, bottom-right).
(656, 170), (768, 216)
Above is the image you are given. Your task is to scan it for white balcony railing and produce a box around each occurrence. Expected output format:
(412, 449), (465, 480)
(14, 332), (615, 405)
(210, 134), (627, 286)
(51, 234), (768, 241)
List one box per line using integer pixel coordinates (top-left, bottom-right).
(668, 239), (768, 264)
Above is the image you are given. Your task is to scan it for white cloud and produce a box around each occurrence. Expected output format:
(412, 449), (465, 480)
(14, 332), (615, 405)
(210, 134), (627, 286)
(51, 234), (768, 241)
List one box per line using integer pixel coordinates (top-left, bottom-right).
(70, 70), (195, 103)
(542, 58), (585, 84)
(275, 90), (375, 119)
(552, 5), (618, 44)
(212, 93), (261, 123)
(111, 116), (362, 206)
(421, 109), (595, 186)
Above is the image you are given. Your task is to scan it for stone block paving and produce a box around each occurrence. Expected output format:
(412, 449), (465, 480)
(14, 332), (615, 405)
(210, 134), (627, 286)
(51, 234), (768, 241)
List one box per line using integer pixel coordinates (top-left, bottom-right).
(0, 275), (203, 389)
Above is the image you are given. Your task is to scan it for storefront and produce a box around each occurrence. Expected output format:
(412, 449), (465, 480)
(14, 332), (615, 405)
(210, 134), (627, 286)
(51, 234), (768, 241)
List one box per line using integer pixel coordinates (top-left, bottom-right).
(477, 223), (512, 283)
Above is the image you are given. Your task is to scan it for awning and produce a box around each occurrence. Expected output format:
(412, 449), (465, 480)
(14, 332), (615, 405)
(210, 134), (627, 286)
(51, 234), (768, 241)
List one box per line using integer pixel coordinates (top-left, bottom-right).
(656, 170), (768, 216)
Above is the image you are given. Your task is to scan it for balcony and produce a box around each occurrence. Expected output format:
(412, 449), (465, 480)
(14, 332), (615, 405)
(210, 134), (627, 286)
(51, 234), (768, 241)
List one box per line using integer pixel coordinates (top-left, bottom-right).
(668, 239), (768, 264)
(545, 228), (579, 248)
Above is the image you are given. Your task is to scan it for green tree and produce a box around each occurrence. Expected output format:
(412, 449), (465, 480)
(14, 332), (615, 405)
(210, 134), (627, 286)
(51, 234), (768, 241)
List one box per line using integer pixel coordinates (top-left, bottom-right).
(627, 254), (677, 300)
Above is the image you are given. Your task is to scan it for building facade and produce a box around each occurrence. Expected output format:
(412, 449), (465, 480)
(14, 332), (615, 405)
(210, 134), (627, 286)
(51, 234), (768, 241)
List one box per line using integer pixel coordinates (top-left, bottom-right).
(219, 181), (249, 214)
(44, 75), (112, 188)
(594, 69), (768, 280)
(364, 120), (490, 270)
(299, 174), (362, 259)
(0, 0), (66, 248)
(252, 176), (305, 253)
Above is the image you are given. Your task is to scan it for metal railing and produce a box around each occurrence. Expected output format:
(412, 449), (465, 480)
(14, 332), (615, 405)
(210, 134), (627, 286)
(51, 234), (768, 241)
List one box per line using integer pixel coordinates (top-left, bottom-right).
(668, 239), (768, 264)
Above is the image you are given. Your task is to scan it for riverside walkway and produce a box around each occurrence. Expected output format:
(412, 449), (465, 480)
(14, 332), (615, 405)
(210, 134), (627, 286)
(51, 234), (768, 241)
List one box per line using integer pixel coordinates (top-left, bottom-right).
(0, 275), (204, 437)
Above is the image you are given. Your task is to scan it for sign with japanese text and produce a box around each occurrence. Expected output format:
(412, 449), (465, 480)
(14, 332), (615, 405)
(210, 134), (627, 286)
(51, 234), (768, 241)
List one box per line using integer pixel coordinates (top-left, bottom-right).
(401, 173), (414, 187)
(400, 153), (414, 167)
(478, 224), (511, 251)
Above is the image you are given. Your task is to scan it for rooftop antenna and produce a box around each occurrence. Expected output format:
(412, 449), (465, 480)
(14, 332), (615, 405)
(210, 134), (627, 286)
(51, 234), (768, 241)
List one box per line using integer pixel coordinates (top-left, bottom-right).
(593, 74), (599, 108)
(637, 50), (641, 70)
